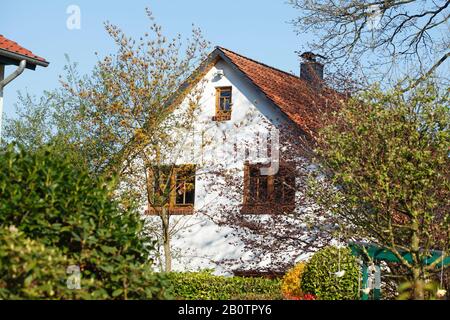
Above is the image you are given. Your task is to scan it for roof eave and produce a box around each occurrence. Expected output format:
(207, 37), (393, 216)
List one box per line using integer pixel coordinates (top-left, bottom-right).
(163, 49), (221, 110)
(0, 48), (49, 70)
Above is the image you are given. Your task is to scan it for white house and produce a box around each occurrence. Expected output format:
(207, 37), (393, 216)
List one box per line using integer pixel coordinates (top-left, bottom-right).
(142, 47), (333, 274)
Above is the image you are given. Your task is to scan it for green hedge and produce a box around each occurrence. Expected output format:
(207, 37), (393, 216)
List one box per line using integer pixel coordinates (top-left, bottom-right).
(301, 246), (359, 300)
(165, 271), (282, 300)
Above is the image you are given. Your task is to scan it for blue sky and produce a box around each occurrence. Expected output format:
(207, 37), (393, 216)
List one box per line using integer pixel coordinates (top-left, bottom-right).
(1, 0), (308, 119)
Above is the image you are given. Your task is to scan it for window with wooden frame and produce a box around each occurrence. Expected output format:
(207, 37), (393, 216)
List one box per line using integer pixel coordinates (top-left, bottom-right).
(242, 162), (295, 214)
(213, 86), (232, 121)
(146, 164), (196, 215)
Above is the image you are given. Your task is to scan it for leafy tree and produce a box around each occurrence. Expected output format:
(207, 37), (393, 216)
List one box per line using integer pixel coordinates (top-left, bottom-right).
(58, 9), (209, 272)
(4, 9), (209, 272)
(0, 73), (100, 173)
(309, 81), (449, 299)
(0, 144), (167, 299)
(1, 89), (81, 150)
(61, 9), (208, 175)
(290, 0), (450, 86)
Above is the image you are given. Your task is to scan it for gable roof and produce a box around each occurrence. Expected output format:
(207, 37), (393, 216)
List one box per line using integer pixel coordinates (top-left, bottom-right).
(165, 46), (343, 136)
(0, 35), (49, 69)
(216, 47), (340, 135)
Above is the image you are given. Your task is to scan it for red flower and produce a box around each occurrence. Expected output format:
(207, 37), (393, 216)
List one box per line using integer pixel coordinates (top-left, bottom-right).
(284, 293), (317, 300)
(284, 294), (301, 300)
(302, 294), (317, 300)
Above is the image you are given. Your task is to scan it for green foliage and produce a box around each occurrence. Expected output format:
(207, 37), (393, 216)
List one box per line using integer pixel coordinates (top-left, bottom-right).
(311, 82), (449, 298)
(396, 280), (443, 300)
(1, 90), (86, 164)
(318, 83), (449, 219)
(0, 226), (76, 299)
(301, 246), (359, 300)
(165, 271), (282, 300)
(2, 11), (210, 273)
(0, 144), (167, 299)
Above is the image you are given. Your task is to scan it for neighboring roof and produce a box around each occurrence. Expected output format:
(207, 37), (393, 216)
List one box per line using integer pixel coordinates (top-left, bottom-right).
(0, 35), (49, 70)
(216, 47), (340, 135)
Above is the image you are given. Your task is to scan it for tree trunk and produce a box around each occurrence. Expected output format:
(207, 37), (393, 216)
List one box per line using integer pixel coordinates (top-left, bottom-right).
(161, 207), (172, 272)
(412, 268), (425, 300)
(411, 219), (424, 300)
(163, 232), (172, 272)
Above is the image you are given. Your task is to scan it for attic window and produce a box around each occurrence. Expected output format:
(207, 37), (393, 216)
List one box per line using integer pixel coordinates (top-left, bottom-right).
(214, 87), (232, 121)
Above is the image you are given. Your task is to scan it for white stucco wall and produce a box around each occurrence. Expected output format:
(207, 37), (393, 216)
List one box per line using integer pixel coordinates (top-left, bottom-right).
(145, 59), (302, 274)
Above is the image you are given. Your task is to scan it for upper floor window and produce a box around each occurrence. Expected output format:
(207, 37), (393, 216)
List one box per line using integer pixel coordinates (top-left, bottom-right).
(242, 162), (295, 214)
(214, 87), (232, 121)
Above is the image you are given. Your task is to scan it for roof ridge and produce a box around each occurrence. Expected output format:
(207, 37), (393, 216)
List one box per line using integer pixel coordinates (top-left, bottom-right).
(216, 46), (303, 81)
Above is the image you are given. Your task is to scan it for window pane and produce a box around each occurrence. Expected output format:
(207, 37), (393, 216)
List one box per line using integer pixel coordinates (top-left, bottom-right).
(220, 90), (231, 97)
(175, 181), (185, 205)
(184, 183), (195, 204)
(154, 169), (171, 196)
(283, 175), (296, 204)
(274, 177), (283, 203)
(249, 176), (257, 204)
(247, 166), (270, 204)
(220, 98), (231, 111)
(271, 171), (296, 205)
(250, 166), (260, 177)
(175, 166), (195, 206)
(218, 88), (232, 112)
(258, 176), (268, 202)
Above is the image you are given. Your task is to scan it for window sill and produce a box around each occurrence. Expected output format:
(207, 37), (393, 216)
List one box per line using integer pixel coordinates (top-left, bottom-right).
(145, 206), (194, 216)
(241, 204), (295, 215)
(213, 114), (231, 121)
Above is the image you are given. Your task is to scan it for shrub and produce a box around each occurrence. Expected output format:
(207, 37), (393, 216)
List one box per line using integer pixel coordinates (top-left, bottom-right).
(0, 144), (166, 299)
(0, 226), (106, 299)
(301, 246), (359, 300)
(281, 262), (306, 299)
(165, 271), (282, 300)
(0, 226), (74, 299)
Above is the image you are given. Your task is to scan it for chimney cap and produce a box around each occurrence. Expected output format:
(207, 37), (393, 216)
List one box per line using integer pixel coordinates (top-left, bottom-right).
(300, 51), (326, 62)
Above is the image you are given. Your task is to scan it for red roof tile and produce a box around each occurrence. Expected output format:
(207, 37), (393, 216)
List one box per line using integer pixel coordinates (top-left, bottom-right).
(0, 34), (48, 66)
(217, 47), (341, 135)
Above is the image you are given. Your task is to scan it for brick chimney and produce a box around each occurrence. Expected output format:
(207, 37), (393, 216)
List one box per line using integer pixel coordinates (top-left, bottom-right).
(300, 52), (325, 83)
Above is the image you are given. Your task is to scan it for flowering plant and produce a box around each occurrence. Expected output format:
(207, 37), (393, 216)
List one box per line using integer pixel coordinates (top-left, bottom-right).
(284, 293), (317, 300)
